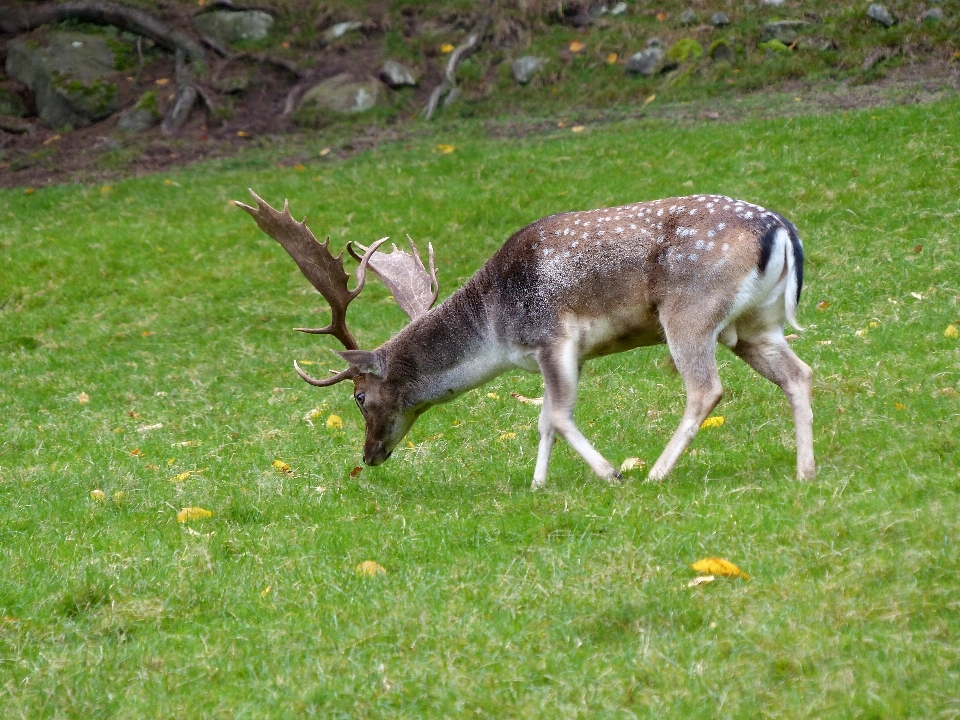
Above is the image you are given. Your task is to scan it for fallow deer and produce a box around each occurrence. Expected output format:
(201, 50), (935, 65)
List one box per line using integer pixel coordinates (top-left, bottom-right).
(236, 189), (814, 489)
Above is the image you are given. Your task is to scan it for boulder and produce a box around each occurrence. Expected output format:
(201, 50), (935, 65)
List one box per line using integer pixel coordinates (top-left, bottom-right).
(511, 56), (546, 84)
(921, 7), (945, 22)
(5, 31), (123, 130)
(323, 21), (363, 44)
(610, 2), (629, 16)
(192, 10), (274, 45)
(298, 73), (380, 114)
(711, 12), (731, 27)
(379, 60), (417, 88)
(709, 39), (736, 63)
(625, 46), (666, 76)
(117, 91), (160, 133)
(760, 20), (809, 44)
(0, 87), (28, 117)
(866, 4), (896, 27)
(680, 9), (698, 26)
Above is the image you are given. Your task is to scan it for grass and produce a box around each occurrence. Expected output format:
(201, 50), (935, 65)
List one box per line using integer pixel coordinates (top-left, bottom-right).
(1, 96), (959, 717)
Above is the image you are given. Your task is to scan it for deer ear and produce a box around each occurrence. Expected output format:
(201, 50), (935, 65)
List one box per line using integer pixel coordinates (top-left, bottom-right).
(334, 349), (384, 377)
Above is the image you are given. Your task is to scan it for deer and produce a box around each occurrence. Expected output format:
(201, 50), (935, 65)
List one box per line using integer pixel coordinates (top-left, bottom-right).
(236, 189), (814, 490)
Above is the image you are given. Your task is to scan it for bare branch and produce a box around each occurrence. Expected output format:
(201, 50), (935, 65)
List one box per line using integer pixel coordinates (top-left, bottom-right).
(423, 18), (491, 120)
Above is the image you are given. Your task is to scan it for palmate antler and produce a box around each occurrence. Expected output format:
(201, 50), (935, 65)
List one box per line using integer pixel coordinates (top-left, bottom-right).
(234, 189), (439, 386)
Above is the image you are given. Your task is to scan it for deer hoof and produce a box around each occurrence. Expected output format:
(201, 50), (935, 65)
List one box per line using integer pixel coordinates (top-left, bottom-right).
(530, 478), (546, 491)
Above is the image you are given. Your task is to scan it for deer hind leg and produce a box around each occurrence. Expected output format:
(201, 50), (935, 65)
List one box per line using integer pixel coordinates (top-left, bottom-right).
(732, 333), (815, 480)
(535, 340), (621, 487)
(648, 325), (724, 482)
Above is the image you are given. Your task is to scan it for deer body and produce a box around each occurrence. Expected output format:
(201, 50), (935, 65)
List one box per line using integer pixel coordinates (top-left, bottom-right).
(238, 191), (814, 489)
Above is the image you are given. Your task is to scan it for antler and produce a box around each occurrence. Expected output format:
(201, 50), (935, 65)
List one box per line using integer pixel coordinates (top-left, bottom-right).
(350, 235), (439, 320)
(234, 189), (387, 386)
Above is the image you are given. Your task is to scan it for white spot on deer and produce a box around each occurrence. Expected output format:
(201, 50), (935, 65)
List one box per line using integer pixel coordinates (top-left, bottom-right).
(689, 208), (697, 216)
(722, 243), (729, 252)
(630, 224), (636, 230)
(744, 211), (755, 219)
(706, 241), (715, 250)
(543, 248), (553, 255)
(707, 230), (715, 238)
(657, 209), (664, 217)
(571, 240), (579, 248)
(676, 227), (697, 237)
(689, 254), (698, 261)
(563, 251), (570, 257)
(695, 240), (704, 250)
(615, 227), (623, 234)
(717, 222), (726, 231)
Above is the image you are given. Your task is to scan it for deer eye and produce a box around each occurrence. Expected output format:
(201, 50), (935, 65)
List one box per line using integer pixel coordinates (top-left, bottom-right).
(355, 392), (365, 409)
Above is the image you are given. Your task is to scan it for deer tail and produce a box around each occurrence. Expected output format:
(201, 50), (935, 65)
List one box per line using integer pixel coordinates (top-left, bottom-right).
(782, 218), (805, 332)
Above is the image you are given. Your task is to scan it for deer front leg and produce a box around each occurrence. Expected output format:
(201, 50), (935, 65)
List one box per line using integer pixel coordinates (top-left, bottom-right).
(535, 341), (622, 487)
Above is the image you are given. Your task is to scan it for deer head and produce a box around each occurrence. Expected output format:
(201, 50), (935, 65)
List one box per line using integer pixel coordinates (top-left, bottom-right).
(235, 190), (439, 465)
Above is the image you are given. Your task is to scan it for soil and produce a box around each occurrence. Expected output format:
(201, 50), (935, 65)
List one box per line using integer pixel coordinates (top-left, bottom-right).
(2, 56), (959, 190)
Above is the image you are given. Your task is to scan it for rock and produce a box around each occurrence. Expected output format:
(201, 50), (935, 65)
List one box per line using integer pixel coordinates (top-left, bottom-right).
(760, 20), (809, 44)
(709, 39), (736, 63)
(0, 87), (28, 117)
(800, 37), (839, 52)
(192, 10), (274, 45)
(211, 74), (250, 94)
(5, 31), (123, 130)
(92, 135), (122, 151)
(625, 46), (666, 76)
(866, 4), (896, 27)
(921, 7), (945, 22)
(323, 21), (363, 44)
(117, 91), (160, 133)
(711, 12), (730, 27)
(379, 60), (417, 88)
(680, 9), (698, 26)
(298, 73), (380, 114)
(511, 56), (546, 84)
(762, 0), (785, 6)
(610, 2), (629, 16)
(667, 38), (704, 63)
(0, 115), (35, 134)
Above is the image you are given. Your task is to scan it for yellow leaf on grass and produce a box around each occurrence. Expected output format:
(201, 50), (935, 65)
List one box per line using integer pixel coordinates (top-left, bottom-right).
(326, 414), (343, 430)
(90, 489), (106, 501)
(486, 393), (500, 400)
(78, 392), (90, 404)
(644, 94), (656, 105)
(945, 324), (959, 339)
(177, 507), (212, 523)
(894, 403), (905, 411)
(437, 144), (456, 154)
(690, 557), (749, 579)
(620, 457), (646, 473)
(355, 560), (386, 576)
(319, 147), (331, 156)
(272, 459), (291, 474)
(606, 52), (618, 63)
(440, 43), (455, 53)
(571, 125), (586, 132)
(700, 415), (724, 429)
(171, 470), (202, 483)
(569, 40), (584, 52)
(113, 491), (126, 502)
(498, 432), (516, 441)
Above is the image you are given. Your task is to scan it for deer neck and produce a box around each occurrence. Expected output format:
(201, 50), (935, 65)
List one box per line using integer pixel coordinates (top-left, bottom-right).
(379, 284), (509, 408)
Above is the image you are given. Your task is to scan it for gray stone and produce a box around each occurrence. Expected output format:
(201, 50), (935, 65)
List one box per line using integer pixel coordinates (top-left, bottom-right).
(610, 2), (628, 16)
(762, 0), (785, 6)
(299, 73), (380, 114)
(866, 4), (896, 27)
(680, 9), (698, 25)
(0, 87), (28, 117)
(711, 12), (730, 27)
(921, 7), (945, 22)
(379, 60), (417, 88)
(92, 135), (122, 151)
(5, 31), (122, 130)
(192, 10), (274, 45)
(323, 21), (363, 44)
(760, 20), (810, 44)
(710, 40), (736, 63)
(646, 37), (663, 49)
(211, 74), (250, 94)
(117, 107), (157, 133)
(625, 46), (666, 76)
(511, 56), (546, 85)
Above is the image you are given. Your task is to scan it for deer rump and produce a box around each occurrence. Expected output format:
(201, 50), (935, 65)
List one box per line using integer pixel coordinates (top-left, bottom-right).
(237, 191), (814, 489)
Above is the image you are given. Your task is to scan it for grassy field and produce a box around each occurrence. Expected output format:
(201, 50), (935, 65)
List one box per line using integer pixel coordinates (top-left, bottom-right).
(1, 98), (959, 717)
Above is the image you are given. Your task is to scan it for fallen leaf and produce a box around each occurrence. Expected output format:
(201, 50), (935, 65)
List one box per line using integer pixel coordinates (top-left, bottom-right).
(326, 414), (343, 430)
(42, 135), (61, 145)
(319, 147), (331, 156)
(171, 470), (202, 483)
(261, 585), (272, 597)
(90, 489), (106, 501)
(137, 423), (163, 433)
(177, 506), (213, 523)
(816, 300), (831, 310)
(942, 387), (959, 398)
(606, 52), (618, 63)
(784, 333), (799, 342)
(894, 403), (905, 410)
(100, 185), (112, 194)
(355, 560), (386, 576)
(511, 392), (544, 406)
(945, 324), (959, 339)
(569, 40), (584, 52)
(913, 244), (923, 253)
(349, 466), (363, 478)
(498, 432), (517, 441)
(910, 292), (923, 300)
(620, 457), (646, 473)
(437, 144), (456, 154)
(644, 94), (656, 105)
(440, 43), (455, 53)
(571, 125), (586, 132)
(690, 557), (749, 579)
(700, 415), (724, 429)
(113, 491), (126, 502)
(155, 78), (170, 86)
(406, 441), (415, 448)
(271, 459), (291, 474)
(237, 130), (249, 138)
(77, 392), (90, 404)
(486, 392), (500, 400)
(294, 164), (306, 172)
(656, 11), (667, 21)
(687, 575), (715, 587)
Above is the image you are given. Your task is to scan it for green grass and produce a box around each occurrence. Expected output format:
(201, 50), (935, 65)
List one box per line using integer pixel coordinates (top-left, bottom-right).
(1, 97), (959, 717)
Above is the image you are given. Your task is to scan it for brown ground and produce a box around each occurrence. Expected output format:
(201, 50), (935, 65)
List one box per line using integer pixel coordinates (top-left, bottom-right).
(2, 59), (958, 190)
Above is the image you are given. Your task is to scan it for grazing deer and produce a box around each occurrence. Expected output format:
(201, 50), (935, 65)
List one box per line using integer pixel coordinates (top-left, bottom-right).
(237, 190), (814, 489)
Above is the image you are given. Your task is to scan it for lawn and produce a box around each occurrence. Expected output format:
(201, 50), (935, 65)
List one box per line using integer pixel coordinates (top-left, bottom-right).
(1, 98), (958, 717)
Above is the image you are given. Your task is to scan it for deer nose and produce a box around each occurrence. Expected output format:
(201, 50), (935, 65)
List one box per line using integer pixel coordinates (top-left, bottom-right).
(364, 444), (393, 466)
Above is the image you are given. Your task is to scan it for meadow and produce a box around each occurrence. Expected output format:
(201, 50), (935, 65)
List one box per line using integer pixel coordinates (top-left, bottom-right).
(1, 97), (958, 717)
